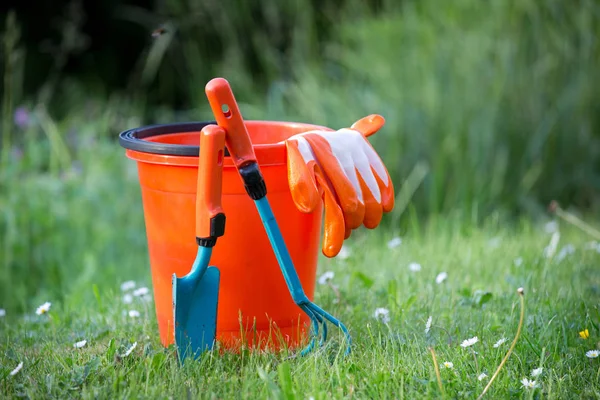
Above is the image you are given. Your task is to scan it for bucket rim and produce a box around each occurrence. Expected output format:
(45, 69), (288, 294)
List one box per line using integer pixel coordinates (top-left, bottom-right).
(118, 120), (333, 157)
(119, 121), (218, 157)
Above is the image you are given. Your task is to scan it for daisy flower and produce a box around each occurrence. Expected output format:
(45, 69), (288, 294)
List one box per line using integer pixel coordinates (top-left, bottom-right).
(544, 220), (558, 234)
(9, 362), (23, 376)
(425, 316), (432, 335)
(493, 337), (507, 348)
(387, 237), (402, 249)
(521, 378), (539, 389)
(128, 310), (140, 318)
(586, 350), (599, 358)
(531, 367), (543, 377)
(73, 340), (87, 349)
(460, 336), (479, 348)
(442, 361), (453, 369)
(488, 237), (501, 248)
(409, 262), (422, 272)
(0, 308), (6, 317)
(337, 245), (351, 260)
(36, 301), (51, 315)
(120, 280), (136, 291)
(122, 342), (137, 357)
(543, 231), (560, 258)
(133, 287), (149, 297)
(435, 272), (448, 284)
(478, 372), (488, 381)
(374, 308), (390, 324)
(556, 244), (575, 261)
(318, 271), (335, 285)
(513, 257), (523, 267)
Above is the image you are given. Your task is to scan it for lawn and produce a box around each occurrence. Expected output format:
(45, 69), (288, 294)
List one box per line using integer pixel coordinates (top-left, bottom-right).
(2, 209), (599, 399)
(1, 1), (599, 398)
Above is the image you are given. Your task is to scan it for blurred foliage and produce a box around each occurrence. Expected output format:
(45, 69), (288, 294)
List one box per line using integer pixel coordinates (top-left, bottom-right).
(0, 0), (600, 311)
(262, 0), (600, 218)
(0, 0), (384, 113)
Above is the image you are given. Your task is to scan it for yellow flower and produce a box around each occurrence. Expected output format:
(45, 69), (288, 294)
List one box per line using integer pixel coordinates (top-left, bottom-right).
(579, 329), (590, 339)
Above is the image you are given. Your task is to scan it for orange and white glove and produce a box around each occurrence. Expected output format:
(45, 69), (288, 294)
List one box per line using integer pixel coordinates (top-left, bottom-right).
(284, 114), (395, 258)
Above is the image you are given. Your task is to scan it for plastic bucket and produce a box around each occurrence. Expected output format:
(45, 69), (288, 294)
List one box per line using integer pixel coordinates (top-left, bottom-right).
(119, 120), (332, 351)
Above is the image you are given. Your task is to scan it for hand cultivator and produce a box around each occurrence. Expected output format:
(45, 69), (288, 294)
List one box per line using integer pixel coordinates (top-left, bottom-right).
(203, 78), (353, 358)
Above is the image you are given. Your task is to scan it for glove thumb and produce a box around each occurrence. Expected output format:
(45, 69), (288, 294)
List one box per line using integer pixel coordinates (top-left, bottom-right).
(286, 140), (321, 213)
(350, 114), (385, 137)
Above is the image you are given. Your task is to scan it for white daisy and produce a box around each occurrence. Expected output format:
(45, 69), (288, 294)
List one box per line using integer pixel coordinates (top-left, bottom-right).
(318, 271), (335, 285)
(513, 257), (523, 267)
(493, 337), (507, 348)
(120, 280), (136, 291)
(128, 310), (140, 318)
(9, 362), (23, 376)
(478, 372), (488, 381)
(442, 361), (453, 369)
(0, 308), (6, 317)
(122, 342), (137, 357)
(133, 287), (149, 297)
(531, 367), (543, 377)
(460, 336), (479, 348)
(374, 307), (390, 324)
(586, 350), (600, 358)
(488, 237), (501, 248)
(409, 262), (422, 272)
(73, 340), (87, 349)
(338, 245), (351, 260)
(521, 378), (539, 389)
(543, 231), (560, 258)
(140, 294), (152, 302)
(35, 301), (51, 315)
(544, 220), (558, 234)
(387, 237), (402, 249)
(425, 316), (432, 335)
(435, 272), (448, 284)
(556, 244), (575, 261)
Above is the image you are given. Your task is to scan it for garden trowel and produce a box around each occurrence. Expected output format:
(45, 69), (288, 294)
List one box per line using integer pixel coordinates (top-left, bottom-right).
(172, 124), (227, 363)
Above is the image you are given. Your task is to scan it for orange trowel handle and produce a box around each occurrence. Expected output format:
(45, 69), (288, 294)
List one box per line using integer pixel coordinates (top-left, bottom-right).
(196, 124), (226, 246)
(205, 78), (258, 170)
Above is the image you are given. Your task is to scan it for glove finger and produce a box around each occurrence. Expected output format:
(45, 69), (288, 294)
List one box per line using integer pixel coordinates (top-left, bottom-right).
(344, 226), (352, 239)
(286, 139), (321, 213)
(360, 140), (395, 212)
(301, 134), (360, 218)
(375, 166), (395, 213)
(314, 172), (345, 258)
(350, 114), (385, 138)
(343, 201), (365, 230)
(357, 167), (384, 229)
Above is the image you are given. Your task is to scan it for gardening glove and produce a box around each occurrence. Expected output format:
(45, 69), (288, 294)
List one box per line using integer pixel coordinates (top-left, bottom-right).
(284, 114), (395, 258)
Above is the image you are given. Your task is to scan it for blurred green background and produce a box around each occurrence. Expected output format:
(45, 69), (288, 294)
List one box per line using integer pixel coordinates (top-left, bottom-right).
(1, 0), (599, 312)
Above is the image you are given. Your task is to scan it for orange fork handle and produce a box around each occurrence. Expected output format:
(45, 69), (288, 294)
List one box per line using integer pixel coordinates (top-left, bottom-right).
(196, 124), (227, 242)
(205, 78), (257, 169)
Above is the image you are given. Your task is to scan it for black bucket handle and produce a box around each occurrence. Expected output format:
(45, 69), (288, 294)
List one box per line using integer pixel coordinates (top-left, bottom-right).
(118, 121), (231, 157)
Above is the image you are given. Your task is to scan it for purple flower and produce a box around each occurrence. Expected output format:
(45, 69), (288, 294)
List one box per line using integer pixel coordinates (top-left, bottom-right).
(13, 107), (30, 129)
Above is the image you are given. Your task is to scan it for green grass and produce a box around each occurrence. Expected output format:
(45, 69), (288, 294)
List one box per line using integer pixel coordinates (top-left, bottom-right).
(1, 0), (600, 398)
(1, 212), (600, 398)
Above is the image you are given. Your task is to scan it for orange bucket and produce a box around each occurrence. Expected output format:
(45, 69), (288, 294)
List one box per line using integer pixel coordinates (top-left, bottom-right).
(119, 120), (332, 352)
